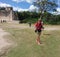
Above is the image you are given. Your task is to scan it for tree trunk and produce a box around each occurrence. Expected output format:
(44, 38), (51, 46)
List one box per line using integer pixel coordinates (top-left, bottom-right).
(40, 10), (43, 19)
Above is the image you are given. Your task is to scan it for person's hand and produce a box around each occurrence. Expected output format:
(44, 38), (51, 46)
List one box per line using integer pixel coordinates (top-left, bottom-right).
(41, 27), (44, 30)
(42, 27), (44, 29)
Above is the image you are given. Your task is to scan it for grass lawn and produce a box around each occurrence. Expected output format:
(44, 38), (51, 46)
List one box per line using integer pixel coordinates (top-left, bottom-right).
(0, 23), (60, 57)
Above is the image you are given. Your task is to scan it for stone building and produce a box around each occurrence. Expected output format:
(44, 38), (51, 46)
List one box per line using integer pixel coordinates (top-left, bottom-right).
(0, 7), (15, 22)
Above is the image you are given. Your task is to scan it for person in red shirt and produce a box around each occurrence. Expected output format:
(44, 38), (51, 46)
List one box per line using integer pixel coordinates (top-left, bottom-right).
(34, 19), (44, 45)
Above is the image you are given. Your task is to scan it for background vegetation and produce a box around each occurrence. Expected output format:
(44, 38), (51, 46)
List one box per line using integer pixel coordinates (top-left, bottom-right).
(16, 11), (60, 24)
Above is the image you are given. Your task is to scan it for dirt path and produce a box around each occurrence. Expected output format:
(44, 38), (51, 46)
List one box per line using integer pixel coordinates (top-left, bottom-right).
(31, 26), (60, 31)
(0, 28), (13, 57)
(44, 27), (60, 30)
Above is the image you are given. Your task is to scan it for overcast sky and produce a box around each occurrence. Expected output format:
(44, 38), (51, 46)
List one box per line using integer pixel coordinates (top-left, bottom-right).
(0, 0), (60, 13)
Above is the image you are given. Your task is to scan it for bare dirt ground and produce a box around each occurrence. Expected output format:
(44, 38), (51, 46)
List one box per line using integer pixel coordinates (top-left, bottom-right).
(44, 27), (60, 30)
(0, 28), (13, 57)
(7, 23), (60, 30)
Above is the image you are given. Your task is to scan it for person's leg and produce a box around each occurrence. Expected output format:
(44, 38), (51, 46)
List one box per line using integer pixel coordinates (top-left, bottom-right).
(37, 32), (41, 44)
(36, 31), (41, 45)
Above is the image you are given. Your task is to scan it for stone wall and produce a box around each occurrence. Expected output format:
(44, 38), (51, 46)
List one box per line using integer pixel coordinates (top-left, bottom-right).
(0, 7), (14, 22)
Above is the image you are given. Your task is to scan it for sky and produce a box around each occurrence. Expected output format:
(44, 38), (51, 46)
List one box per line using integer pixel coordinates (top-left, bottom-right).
(0, 0), (60, 13)
(0, 0), (37, 12)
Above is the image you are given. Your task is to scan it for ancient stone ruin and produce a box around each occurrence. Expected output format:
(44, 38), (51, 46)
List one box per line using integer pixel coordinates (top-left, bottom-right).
(0, 7), (15, 22)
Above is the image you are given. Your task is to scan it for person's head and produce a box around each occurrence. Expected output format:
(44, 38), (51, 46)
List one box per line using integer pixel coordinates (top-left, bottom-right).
(38, 19), (42, 23)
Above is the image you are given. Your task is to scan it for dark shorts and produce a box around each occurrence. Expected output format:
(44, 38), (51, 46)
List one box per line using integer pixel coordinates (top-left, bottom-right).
(35, 29), (42, 35)
(35, 29), (41, 33)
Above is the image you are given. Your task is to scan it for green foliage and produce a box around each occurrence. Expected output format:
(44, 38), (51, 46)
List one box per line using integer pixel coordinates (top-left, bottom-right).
(22, 18), (38, 23)
(16, 11), (60, 24)
(33, 0), (57, 18)
(15, 0), (58, 25)
(17, 11), (39, 20)
(42, 12), (60, 24)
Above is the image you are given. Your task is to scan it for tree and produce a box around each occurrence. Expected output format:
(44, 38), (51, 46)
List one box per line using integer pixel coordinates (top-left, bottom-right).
(33, 0), (58, 19)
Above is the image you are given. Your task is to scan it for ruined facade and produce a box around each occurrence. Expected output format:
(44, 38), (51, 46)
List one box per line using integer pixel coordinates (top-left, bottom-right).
(0, 7), (15, 22)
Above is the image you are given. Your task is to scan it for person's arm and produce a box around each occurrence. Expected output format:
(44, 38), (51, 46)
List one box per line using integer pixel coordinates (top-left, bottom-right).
(34, 22), (38, 31)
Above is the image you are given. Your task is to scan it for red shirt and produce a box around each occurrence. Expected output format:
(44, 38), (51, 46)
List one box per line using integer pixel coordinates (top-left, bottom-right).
(35, 21), (42, 30)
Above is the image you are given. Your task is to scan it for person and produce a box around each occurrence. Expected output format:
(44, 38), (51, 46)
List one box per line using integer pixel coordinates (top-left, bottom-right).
(34, 19), (44, 45)
(28, 22), (31, 27)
